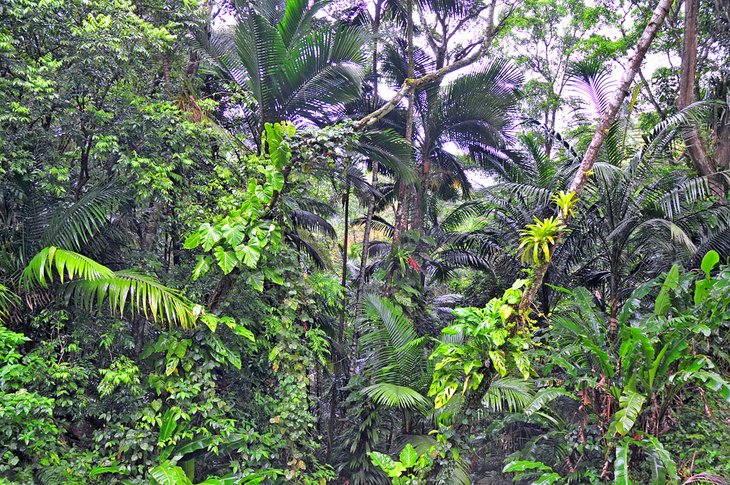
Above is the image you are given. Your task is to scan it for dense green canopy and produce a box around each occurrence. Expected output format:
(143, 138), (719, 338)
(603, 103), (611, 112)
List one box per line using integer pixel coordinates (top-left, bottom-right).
(1, 0), (729, 483)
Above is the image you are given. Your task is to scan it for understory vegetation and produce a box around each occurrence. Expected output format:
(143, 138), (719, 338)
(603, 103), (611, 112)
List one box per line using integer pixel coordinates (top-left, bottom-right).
(1, 0), (729, 483)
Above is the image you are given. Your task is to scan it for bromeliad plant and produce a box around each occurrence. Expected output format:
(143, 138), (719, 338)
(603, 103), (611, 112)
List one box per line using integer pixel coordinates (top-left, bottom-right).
(518, 217), (564, 266)
(517, 190), (577, 267)
(551, 190), (578, 219)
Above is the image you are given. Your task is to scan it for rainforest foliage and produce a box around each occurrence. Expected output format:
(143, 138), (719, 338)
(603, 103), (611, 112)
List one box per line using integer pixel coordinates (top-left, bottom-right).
(1, 0), (729, 483)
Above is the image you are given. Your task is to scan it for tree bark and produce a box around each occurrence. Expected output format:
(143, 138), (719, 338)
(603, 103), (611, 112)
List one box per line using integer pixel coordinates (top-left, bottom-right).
(678, 0), (722, 197)
(568, 0), (673, 195)
(338, 180), (351, 344)
(352, 28), (494, 131)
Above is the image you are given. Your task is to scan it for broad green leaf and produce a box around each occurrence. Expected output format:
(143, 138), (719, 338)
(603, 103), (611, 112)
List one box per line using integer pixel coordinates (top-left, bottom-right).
(263, 267), (284, 285)
(654, 264), (679, 316)
(369, 451), (405, 477)
(399, 443), (418, 468)
(150, 461), (192, 485)
(89, 465), (127, 477)
(227, 349), (242, 370)
(643, 436), (677, 485)
(183, 231), (202, 249)
(701, 250), (720, 275)
(220, 223), (245, 246)
(489, 350), (507, 376)
(534, 473), (562, 485)
(165, 357), (179, 376)
(235, 244), (260, 268)
(201, 314), (217, 332)
(213, 247), (237, 274)
(192, 255), (211, 280)
(614, 440), (634, 485)
(614, 391), (645, 435)
(199, 223), (222, 252)
(503, 460), (552, 472)
(513, 352), (531, 379)
(264, 122), (294, 170)
(197, 478), (243, 485)
(158, 408), (178, 443)
(238, 476), (266, 485)
(694, 279), (712, 305)
(174, 437), (213, 457)
(248, 271), (264, 292)
(197, 479), (242, 485)
(226, 320), (256, 343)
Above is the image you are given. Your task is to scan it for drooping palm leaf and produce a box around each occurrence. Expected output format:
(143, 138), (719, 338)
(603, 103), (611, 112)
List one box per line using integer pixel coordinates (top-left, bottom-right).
(361, 383), (432, 414)
(21, 247), (199, 328)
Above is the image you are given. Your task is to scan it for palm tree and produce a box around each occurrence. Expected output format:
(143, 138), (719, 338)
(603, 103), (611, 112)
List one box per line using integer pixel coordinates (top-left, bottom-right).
(381, 42), (523, 233)
(196, 0), (368, 145)
(431, 60), (730, 315)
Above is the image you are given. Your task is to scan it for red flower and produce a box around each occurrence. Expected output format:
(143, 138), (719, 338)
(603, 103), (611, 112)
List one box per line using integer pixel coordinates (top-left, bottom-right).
(633, 434), (640, 440)
(407, 257), (421, 273)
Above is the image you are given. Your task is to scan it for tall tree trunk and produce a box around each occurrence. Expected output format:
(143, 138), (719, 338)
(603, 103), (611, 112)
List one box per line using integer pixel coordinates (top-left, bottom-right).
(351, 0), (385, 377)
(678, 0), (722, 197)
(392, 0), (415, 246)
(519, 0), (674, 317)
(338, 179), (351, 344)
(330, 179), (350, 457)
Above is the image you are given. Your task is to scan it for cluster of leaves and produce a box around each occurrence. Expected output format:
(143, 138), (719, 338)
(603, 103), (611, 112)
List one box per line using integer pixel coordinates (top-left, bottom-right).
(184, 123), (293, 289)
(429, 280), (534, 411)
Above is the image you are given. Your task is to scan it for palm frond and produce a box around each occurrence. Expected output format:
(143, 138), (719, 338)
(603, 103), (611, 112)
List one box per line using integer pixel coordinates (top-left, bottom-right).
(360, 294), (425, 387)
(440, 200), (491, 231)
(66, 270), (199, 329)
(42, 185), (123, 252)
(289, 209), (336, 238)
(21, 246), (114, 288)
(567, 59), (615, 119)
(352, 215), (394, 239)
(285, 231), (329, 269)
(361, 383), (432, 413)
(21, 247), (199, 328)
(356, 129), (416, 183)
(0, 284), (20, 321)
(481, 377), (535, 413)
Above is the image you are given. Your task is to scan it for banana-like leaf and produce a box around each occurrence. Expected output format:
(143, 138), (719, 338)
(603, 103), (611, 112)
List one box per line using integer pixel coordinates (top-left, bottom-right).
(644, 435), (678, 485)
(614, 439), (634, 485)
(150, 461), (192, 485)
(613, 390), (646, 436)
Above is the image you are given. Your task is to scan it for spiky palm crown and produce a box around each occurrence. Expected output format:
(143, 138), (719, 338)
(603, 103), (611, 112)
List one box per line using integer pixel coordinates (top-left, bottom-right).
(196, 0), (368, 139)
